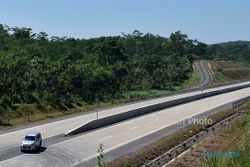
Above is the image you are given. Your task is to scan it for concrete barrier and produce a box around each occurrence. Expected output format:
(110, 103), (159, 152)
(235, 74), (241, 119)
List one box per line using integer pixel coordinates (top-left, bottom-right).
(64, 83), (250, 136)
(144, 96), (250, 167)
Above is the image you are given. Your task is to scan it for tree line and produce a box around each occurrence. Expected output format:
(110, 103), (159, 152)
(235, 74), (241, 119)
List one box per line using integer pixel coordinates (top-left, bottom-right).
(1, 23), (237, 122)
(205, 41), (250, 63)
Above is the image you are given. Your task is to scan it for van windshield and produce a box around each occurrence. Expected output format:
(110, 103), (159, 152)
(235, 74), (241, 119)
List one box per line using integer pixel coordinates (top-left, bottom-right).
(25, 136), (36, 141)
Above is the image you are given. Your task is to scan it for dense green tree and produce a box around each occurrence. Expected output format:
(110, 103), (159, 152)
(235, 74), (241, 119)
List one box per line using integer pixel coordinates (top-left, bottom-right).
(0, 24), (210, 120)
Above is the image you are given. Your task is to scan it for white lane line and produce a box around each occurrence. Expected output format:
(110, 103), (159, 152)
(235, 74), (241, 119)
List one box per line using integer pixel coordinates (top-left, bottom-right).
(98, 136), (112, 142)
(1, 81), (249, 138)
(153, 119), (158, 122)
(36, 91), (250, 150)
(0, 148), (13, 152)
(69, 121), (85, 126)
(1, 92), (249, 165)
(129, 126), (139, 131)
(75, 97), (248, 165)
(0, 116), (93, 137)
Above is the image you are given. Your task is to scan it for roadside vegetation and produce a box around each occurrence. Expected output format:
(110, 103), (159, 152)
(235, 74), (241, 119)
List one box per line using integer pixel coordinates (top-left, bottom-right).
(205, 41), (250, 62)
(200, 102), (250, 167)
(179, 62), (201, 89)
(0, 24), (207, 128)
(210, 61), (250, 85)
(107, 107), (239, 167)
(1, 23), (250, 129)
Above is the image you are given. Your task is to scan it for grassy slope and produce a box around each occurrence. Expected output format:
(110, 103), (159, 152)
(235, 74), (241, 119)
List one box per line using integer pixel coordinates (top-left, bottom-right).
(167, 102), (250, 167)
(175, 62), (201, 89)
(108, 107), (238, 167)
(108, 101), (250, 167)
(0, 63), (200, 130)
(210, 61), (250, 85)
(200, 102), (250, 167)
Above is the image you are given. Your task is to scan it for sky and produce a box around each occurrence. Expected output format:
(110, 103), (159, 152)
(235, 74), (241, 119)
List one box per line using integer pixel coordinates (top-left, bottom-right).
(0, 0), (250, 44)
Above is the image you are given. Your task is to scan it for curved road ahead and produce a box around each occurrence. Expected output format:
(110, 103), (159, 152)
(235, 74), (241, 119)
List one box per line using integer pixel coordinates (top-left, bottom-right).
(1, 82), (250, 166)
(195, 60), (213, 89)
(1, 62), (249, 167)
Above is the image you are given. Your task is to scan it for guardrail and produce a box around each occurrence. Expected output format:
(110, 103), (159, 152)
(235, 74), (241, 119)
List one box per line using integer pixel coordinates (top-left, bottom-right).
(232, 96), (250, 108)
(65, 82), (250, 136)
(143, 96), (250, 167)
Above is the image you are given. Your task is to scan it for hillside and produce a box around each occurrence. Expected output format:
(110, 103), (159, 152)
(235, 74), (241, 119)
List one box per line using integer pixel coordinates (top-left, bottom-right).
(209, 60), (250, 85)
(217, 40), (250, 48)
(1, 23), (250, 129)
(0, 24), (204, 128)
(207, 41), (250, 63)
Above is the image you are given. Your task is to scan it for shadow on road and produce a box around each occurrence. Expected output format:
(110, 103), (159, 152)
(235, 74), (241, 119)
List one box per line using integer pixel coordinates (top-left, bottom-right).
(22, 146), (47, 154)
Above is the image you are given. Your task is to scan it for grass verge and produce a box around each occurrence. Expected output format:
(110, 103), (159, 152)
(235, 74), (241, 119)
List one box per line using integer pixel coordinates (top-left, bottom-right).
(107, 107), (238, 167)
(210, 61), (250, 86)
(199, 102), (250, 167)
(0, 63), (200, 130)
(175, 62), (201, 90)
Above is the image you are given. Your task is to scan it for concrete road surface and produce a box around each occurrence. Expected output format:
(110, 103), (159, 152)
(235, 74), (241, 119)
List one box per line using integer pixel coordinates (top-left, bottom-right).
(195, 60), (212, 88)
(0, 81), (249, 151)
(1, 83), (250, 166)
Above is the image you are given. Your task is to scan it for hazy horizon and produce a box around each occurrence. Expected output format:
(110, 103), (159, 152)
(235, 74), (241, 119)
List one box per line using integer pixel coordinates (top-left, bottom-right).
(1, 0), (250, 44)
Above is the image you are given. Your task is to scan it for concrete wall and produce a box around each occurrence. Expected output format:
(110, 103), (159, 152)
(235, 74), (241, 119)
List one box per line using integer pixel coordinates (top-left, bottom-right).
(144, 114), (240, 166)
(144, 96), (250, 167)
(64, 83), (250, 136)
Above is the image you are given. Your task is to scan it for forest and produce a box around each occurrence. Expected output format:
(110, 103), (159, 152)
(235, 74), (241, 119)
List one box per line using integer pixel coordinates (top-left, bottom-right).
(0, 23), (249, 124)
(206, 41), (250, 62)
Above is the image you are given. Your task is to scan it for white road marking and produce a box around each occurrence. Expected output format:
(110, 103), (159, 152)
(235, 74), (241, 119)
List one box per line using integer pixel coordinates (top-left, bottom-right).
(0, 81), (248, 139)
(1, 84), (250, 166)
(0, 95), (241, 166)
(129, 126), (139, 131)
(71, 97), (245, 165)
(0, 116), (90, 137)
(153, 119), (158, 122)
(98, 136), (112, 142)
(0, 148), (13, 152)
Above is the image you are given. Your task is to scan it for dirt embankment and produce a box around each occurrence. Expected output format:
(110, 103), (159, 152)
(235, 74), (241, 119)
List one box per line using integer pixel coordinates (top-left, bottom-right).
(209, 61), (250, 85)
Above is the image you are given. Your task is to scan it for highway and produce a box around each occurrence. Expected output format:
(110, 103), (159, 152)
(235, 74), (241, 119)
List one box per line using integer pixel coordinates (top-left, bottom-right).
(195, 60), (212, 88)
(0, 81), (249, 151)
(0, 85), (250, 166)
(0, 61), (249, 166)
